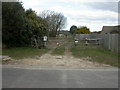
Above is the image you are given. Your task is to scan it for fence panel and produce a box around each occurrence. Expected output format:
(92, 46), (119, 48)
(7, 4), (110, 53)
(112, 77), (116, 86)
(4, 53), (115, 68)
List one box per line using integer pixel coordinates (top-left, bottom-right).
(75, 34), (118, 52)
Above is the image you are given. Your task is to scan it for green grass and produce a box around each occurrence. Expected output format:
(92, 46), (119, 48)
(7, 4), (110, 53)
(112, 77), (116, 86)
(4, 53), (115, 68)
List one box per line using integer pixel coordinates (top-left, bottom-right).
(2, 47), (49, 59)
(71, 45), (118, 67)
(52, 46), (65, 55)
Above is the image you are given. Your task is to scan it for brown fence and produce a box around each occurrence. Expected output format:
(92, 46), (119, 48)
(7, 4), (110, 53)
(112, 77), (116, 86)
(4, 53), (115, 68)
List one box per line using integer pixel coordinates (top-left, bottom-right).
(75, 34), (119, 52)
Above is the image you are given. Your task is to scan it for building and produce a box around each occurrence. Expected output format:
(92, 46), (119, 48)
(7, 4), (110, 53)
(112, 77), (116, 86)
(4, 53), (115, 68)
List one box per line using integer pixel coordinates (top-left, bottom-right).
(58, 30), (71, 36)
(101, 26), (119, 34)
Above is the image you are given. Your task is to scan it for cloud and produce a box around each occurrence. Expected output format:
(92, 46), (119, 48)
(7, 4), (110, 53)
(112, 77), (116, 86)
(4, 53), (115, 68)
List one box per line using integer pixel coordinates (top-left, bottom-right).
(21, 0), (118, 31)
(58, 0), (119, 3)
(1, 0), (17, 2)
(73, 10), (118, 22)
(85, 2), (118, 13)
(21, 0), (42, 7)
(50, 3), (118, 31)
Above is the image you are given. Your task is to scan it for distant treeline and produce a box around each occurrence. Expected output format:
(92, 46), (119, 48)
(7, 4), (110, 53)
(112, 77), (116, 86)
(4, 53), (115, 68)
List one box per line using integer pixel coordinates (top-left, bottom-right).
(69, 25), (91, 35)
(2, 2), (67, 48)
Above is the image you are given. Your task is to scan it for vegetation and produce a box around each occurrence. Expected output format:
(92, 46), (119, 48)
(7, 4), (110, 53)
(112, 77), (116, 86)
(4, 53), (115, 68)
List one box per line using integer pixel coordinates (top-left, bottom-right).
(69, 25), (91, 34)
(69, 25), (77, 34)
(2, 47), (49, 59)
(25, 9), (47, 48)
(76, 26), (91, 34)
(71, 45), (118, 67)
(2, 2), (27, 47)
(2, 2), (67, 48)
(52, 46), (65, 55)
(39, 10), (67, 37)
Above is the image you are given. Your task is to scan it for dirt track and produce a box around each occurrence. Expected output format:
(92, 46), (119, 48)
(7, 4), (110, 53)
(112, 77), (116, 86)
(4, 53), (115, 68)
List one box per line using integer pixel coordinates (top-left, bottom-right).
(6, 37), (109, 68)
(3, 37), (111, 68)
(19, 52), (111, 68)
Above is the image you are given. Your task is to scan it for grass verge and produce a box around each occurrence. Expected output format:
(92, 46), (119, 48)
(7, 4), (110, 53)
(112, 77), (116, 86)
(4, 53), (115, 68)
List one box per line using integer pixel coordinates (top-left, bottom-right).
(2, 47), (49, 59)
(71, 45), (118, 67)
(51, 46), (65, 55)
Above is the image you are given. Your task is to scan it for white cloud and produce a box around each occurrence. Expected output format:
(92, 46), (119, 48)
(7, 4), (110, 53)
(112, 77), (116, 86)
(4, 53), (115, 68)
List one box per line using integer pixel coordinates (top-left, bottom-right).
(58, 0), (119, 3)
(50, 4), (118, 31)
(21, 0), (41, 7)
(21, 0), (118, 31)
(1, 0), (17, 2)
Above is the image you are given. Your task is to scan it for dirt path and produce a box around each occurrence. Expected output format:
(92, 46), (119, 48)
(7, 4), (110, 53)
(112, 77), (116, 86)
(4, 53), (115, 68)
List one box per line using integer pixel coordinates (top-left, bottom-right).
(4, 37), (112, 68)
(19, 50), (111, 68)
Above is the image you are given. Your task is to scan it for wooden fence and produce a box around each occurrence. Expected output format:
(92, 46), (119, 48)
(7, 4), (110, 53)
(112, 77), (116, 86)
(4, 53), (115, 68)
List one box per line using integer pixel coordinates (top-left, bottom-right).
(75, 34), (119, 52)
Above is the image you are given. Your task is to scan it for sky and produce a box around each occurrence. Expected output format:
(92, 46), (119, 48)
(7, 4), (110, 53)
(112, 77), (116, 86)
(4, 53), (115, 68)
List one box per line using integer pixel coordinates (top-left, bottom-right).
(20, 0), (119, 31)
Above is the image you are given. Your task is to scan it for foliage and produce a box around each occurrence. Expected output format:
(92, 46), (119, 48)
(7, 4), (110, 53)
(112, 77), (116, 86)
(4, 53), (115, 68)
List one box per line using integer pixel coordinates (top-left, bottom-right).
(39, 10), (67, 37)
(2, 2), (27, 47)
(2, 47), (49, 59)
(52, 45), (65, 55)
(25, 9), (48, 47)
(76, 26), (91, 34)
(69, 25), (77, 34)
(2, 2), (47, 48)
(2, 2), (67, 48)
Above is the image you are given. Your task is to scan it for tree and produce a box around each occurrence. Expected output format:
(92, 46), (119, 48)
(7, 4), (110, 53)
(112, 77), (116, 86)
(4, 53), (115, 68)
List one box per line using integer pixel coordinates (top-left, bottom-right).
(2, 2), (47, 48)
(69, 25), (77, 34)
(39, 10), (67, 37)
(76, 26), (91, 34)
(25, 9), (47, 48)
(2, 2), (27, 47)
(2, 2), (67, 48)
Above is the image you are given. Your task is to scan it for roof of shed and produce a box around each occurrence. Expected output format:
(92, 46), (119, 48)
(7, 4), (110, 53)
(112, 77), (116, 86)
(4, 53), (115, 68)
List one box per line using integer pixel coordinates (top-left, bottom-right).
(101, 26), (119, 34)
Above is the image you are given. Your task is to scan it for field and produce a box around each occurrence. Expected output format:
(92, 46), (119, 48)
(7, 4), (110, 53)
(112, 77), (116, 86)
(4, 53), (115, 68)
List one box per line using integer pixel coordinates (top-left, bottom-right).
(2, 37), (119, 67)
(51, 45), (65, 55)
(71, 45), (118, 67)
(2, 47), (49, 59)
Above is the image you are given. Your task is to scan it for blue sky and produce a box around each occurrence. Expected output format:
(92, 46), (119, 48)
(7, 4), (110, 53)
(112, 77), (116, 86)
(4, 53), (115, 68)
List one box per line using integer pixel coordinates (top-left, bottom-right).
(20, 0), (119, 31)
